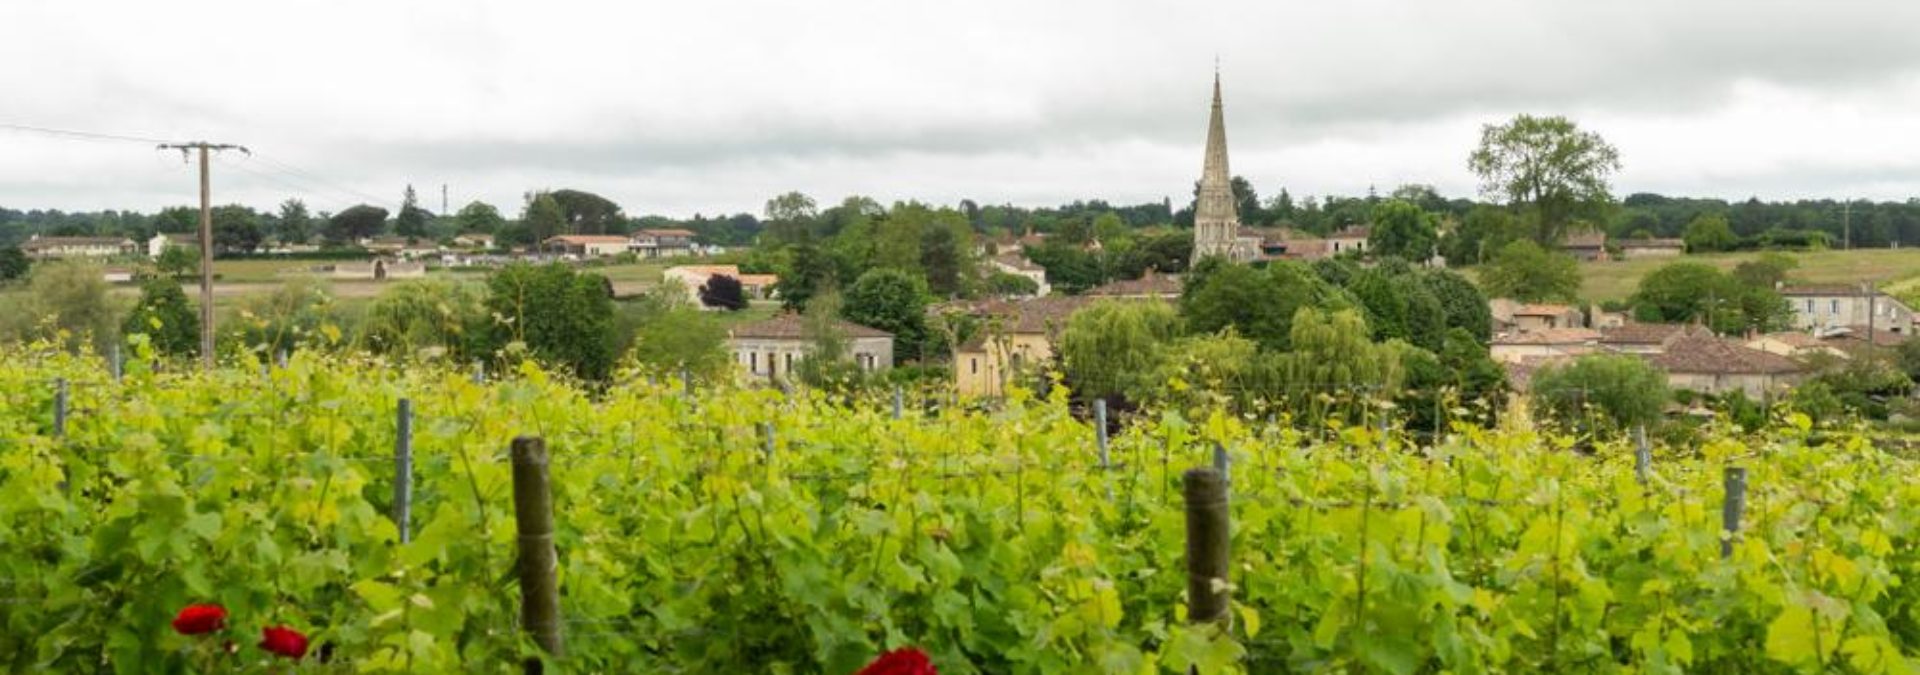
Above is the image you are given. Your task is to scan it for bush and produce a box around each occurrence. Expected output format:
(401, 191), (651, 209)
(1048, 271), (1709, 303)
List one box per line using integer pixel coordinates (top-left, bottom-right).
(1530, 354), (1668, 437)
(122, 277), (199, 358)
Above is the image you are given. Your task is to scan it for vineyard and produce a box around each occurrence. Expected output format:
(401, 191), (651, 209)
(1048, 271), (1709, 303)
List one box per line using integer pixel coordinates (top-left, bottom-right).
(0, 343), (1916, 673)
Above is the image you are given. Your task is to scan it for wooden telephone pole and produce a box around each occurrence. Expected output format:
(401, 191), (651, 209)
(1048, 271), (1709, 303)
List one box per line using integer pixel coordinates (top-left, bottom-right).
(158, 142), (249, 369)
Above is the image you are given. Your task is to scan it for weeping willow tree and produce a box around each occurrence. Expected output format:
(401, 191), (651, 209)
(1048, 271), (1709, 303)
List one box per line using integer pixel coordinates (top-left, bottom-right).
(1257, 308), (1408, 427)
(1057, 300), (1181, 407)
(360, 278), (487, 361)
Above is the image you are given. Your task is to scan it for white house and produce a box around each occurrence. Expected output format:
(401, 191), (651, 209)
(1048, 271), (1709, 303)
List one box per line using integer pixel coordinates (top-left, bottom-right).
(629, 229), (698, 258)
(662, 265), (778, 306)
(542, 235), (631, 258)
(22, 235), (138, 259)
(1780, 284), (1914, 334)
(727, 313), (893, 381)
(987, 253), (1050, 296)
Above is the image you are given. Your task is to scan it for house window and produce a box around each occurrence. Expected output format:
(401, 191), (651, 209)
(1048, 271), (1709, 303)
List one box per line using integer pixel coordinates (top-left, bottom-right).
(1805, 299), (1814, 312)
(750, 352), (759, 373)
(970, 358), (978, 375)
(784, 353), (793, 372)
(1831, 300), (1839, 314)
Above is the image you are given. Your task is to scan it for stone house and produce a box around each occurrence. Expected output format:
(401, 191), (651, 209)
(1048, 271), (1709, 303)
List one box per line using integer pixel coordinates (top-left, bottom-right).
(1490, 299), (1585, 332)
(1489, 328), (1600, 364)
(542, 235), (631, 258)
(1596, 322), (1700, 355)
(1325, 225), (1370, 256)
(1560, 231), (1608, 262)
(986, 253), (1050, 297)
(728, 313), (892, 382)
(630, 229), (697, 258)
(662, 265), (778, 306)
(943, 297), (1089, 397)
(1745, 332), (1846, 360)
(1780, 284), (1914, 334)
(1615, 238), (1685, 259)
(1645, 335), (1803, 398)
(21, 235), (138, 259)
(1083, 271), (1182, 299)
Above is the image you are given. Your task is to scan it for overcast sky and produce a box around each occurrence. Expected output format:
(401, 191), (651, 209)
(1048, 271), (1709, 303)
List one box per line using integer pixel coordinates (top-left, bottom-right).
(4, 0), (1919, 218)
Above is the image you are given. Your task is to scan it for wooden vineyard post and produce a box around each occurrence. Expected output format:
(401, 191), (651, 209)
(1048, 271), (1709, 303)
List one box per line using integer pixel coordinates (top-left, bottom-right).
(1721, 466), (1746, 560)
(473, 361), (486, 385)
(109, 344), (123, 382)
(1094, 399), (1110, 470)
(394, 398), (414, 544)
(53, 378), (69, 439)
(1633, 425), (1651, 486)
(681, 367), (693, 398)
(511, 436), (564, 669)
(1212, 442), (1230, 485)
(761, 422), (776, 462)
(1183, 468), (1231, 627)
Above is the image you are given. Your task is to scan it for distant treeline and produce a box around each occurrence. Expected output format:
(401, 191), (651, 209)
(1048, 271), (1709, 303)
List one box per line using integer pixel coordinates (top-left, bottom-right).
(5, 183), (1918, 250)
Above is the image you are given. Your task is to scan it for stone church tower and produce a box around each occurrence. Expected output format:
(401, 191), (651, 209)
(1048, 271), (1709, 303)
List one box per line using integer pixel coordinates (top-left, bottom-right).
(1191, 72), (1255, 262)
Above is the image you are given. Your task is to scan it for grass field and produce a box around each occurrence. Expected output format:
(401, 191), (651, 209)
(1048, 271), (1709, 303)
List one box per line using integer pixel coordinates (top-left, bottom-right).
(1574, 248), (1920, 302)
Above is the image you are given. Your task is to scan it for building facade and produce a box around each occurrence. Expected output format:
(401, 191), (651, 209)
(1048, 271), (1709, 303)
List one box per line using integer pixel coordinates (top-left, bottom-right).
(728, 314), (893, 382)
(21, 235), (138, 259)
(630, 229), (697, 258)
(1781, 284), (1914, 333)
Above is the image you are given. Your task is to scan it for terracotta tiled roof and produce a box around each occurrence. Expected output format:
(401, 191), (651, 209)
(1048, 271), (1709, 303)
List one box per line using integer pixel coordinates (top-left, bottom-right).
(936, 296), (1091, 337)
(731, 313), (890, 340)
(1493, 328), (1601, 345)
(1598, 322), (1694, 345)
(1647, 336), (1802, 375)
(666, 265), (742, 276)
(1780, 284), (1873, 297)
(636, 228), (696, 237)
(1821, 326), (1913, 347)
(1561, 231), (1607, 249)
(1512, 303), (1577, 317)
(990, 253), (1044, 272)
(1755, 332), (1825, 349)
(22, 236), (135, 248)
(545, 235), (630, 245)
(1328, 225), (1370, 240)
(1616, 238), (1684, 249)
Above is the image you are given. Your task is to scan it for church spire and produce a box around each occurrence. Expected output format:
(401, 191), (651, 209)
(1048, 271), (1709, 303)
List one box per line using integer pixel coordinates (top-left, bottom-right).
(1193, 67), (1243, 261)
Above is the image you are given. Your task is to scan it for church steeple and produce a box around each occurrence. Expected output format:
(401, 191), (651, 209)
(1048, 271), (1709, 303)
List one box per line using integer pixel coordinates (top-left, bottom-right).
(1193, 67), (1245, 261)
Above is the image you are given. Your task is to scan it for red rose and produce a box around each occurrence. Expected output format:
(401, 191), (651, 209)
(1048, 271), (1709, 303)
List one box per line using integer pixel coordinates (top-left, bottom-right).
(856, 647), (937, 675)
(171, 604), (227, 635)
(258, 626), (309, 660)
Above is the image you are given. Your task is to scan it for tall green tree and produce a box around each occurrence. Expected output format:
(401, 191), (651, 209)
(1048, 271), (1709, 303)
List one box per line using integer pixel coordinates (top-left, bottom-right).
(0, 246), (27, 282)
(456, 201), (506, 234)
(276, 199), (312, 245)
(1439, 205), (1521, 266)
(1367, 199), (1439, 261)
(630, 295), (731, 379)
(1530, 354), (1667, 435)
(1632, 261), (1791, 334)
(395, 185), (431, 239)
(1476, 239), (1581, 303)
(549, 189), (624, 234)
(1468, 114), (1622, 246)
(361, 278), (486, 359)
(763, 191), (820, 245)
(919, 211), (975, 297)
(122, 276), (198, 358)
(483, 263), (616, 380)
(1682, 213), (1738, 252)
(1058, 300), (1180, 405)
(523, 193), (565, 245)
(775, 238), (837, 311)
(326, 205), (389, 243)
(1180, 258), (1335, 351)
(842, 268), (929, 361)
(212, 205), (264, 254)
(1421, 268), (1494, 343)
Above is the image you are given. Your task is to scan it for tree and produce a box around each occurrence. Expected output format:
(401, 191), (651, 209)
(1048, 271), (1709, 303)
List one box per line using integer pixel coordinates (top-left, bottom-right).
(842, 268), (929, 361)
(326, 205), (389, 243)
(361, 279), (486, 359)
(157, 245), (197, 279)
(1421, 268), (1493, 343)
(1468, 114), (1622, 245)
(1024, 242), (1106, 294)
(699, 274), (748, 311)
(206, 205), (265, 254)
(1180, 259), (1334, 351)
(276, 199), (313, 245)
(1367, 199), (1439, 262)
(17, 261), (118, 353)
(630, 298), (731, 379)
(1109, 231), (1192, 279)
(984, 271), (1040, 296)
(794, 290), (864, 391)
(1683, 213), (1738, 252)
(0, 246), (27, 282)
(549, 189), (624, 234)
(775, 238), (837, 311)
(1439, 205), (1521, 266)
(1476, 239), (1581, 303)
(522, 193), (565, 245)
(455, 201), (506, 234)
(1530, 354), (1668, 436)
(1058, 300), (1180, 405)
(121, 276), (199, 358)
(919, 212), (975, 297)
(1266, 309), (1406, 417)
(483, 263), (617, 380)
(1629, 261), (1790, 334)
(1732, 252), (1798, 288)
(395, 185), (431, 239)
(763, 191), (819, 244)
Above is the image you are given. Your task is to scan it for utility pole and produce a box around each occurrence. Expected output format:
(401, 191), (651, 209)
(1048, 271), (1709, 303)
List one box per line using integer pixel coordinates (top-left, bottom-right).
(158, 141), (250, 370)
(441, 184), (449, 215)
(1843, 200), (1851, 250)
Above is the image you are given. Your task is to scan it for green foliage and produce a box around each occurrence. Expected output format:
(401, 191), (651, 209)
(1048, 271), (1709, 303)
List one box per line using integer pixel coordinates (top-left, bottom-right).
(795, 291), (866, 392)
(1180, 259), (1333, 351)
(156, 243), (197, 281)
(1025, 242), (1107, 295)
(762, 191), (820, 245)
(1732, 252), (1798, 288)
(522, 193), (566, 244)
(483, 263), (616, 380)
(1366, 199), (1438, 261)
(394, 185), (431, 239)
(454, 201), (505, 235)
(230, 278), (345, 356)
(275, 199), (313, 245)
(1108, 231), (1192, 279)
(1477, 239), (1581, 303)
(211, 204), (264, 254)
(1439, 205), (1522, 267)
(1349, 263), (1444, 351)
(1058, 300), (1180, 404)
(0, 353), (1916, 671)
(842, 269), (929, 361)
(0, 245), (30, 282)
(548, 189), (624, 234)
(1631, 262), (1793, 334)
(1469, 114), (1622, 245)
(1683, 213), (1739, 252)
(1421, 268), (1493, 343)
(628, 292), (730, 378)
(698, 274), (748, 311)
(1266, 308), (1406, 408)
(984, 271), (1040, 297)
(360, 279), (486, 360)
(775, 239), (838, 311)
(4, 260), (119, 353)
(121, 276), (198, 358)
(1530, 354), (1668, 434)
(325, 204), (389, 244)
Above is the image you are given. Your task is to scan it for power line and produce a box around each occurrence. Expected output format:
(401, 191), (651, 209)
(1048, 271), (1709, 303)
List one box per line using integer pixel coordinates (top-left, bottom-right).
(249, 153), (391, 206)
(0, 122), (179, 146)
